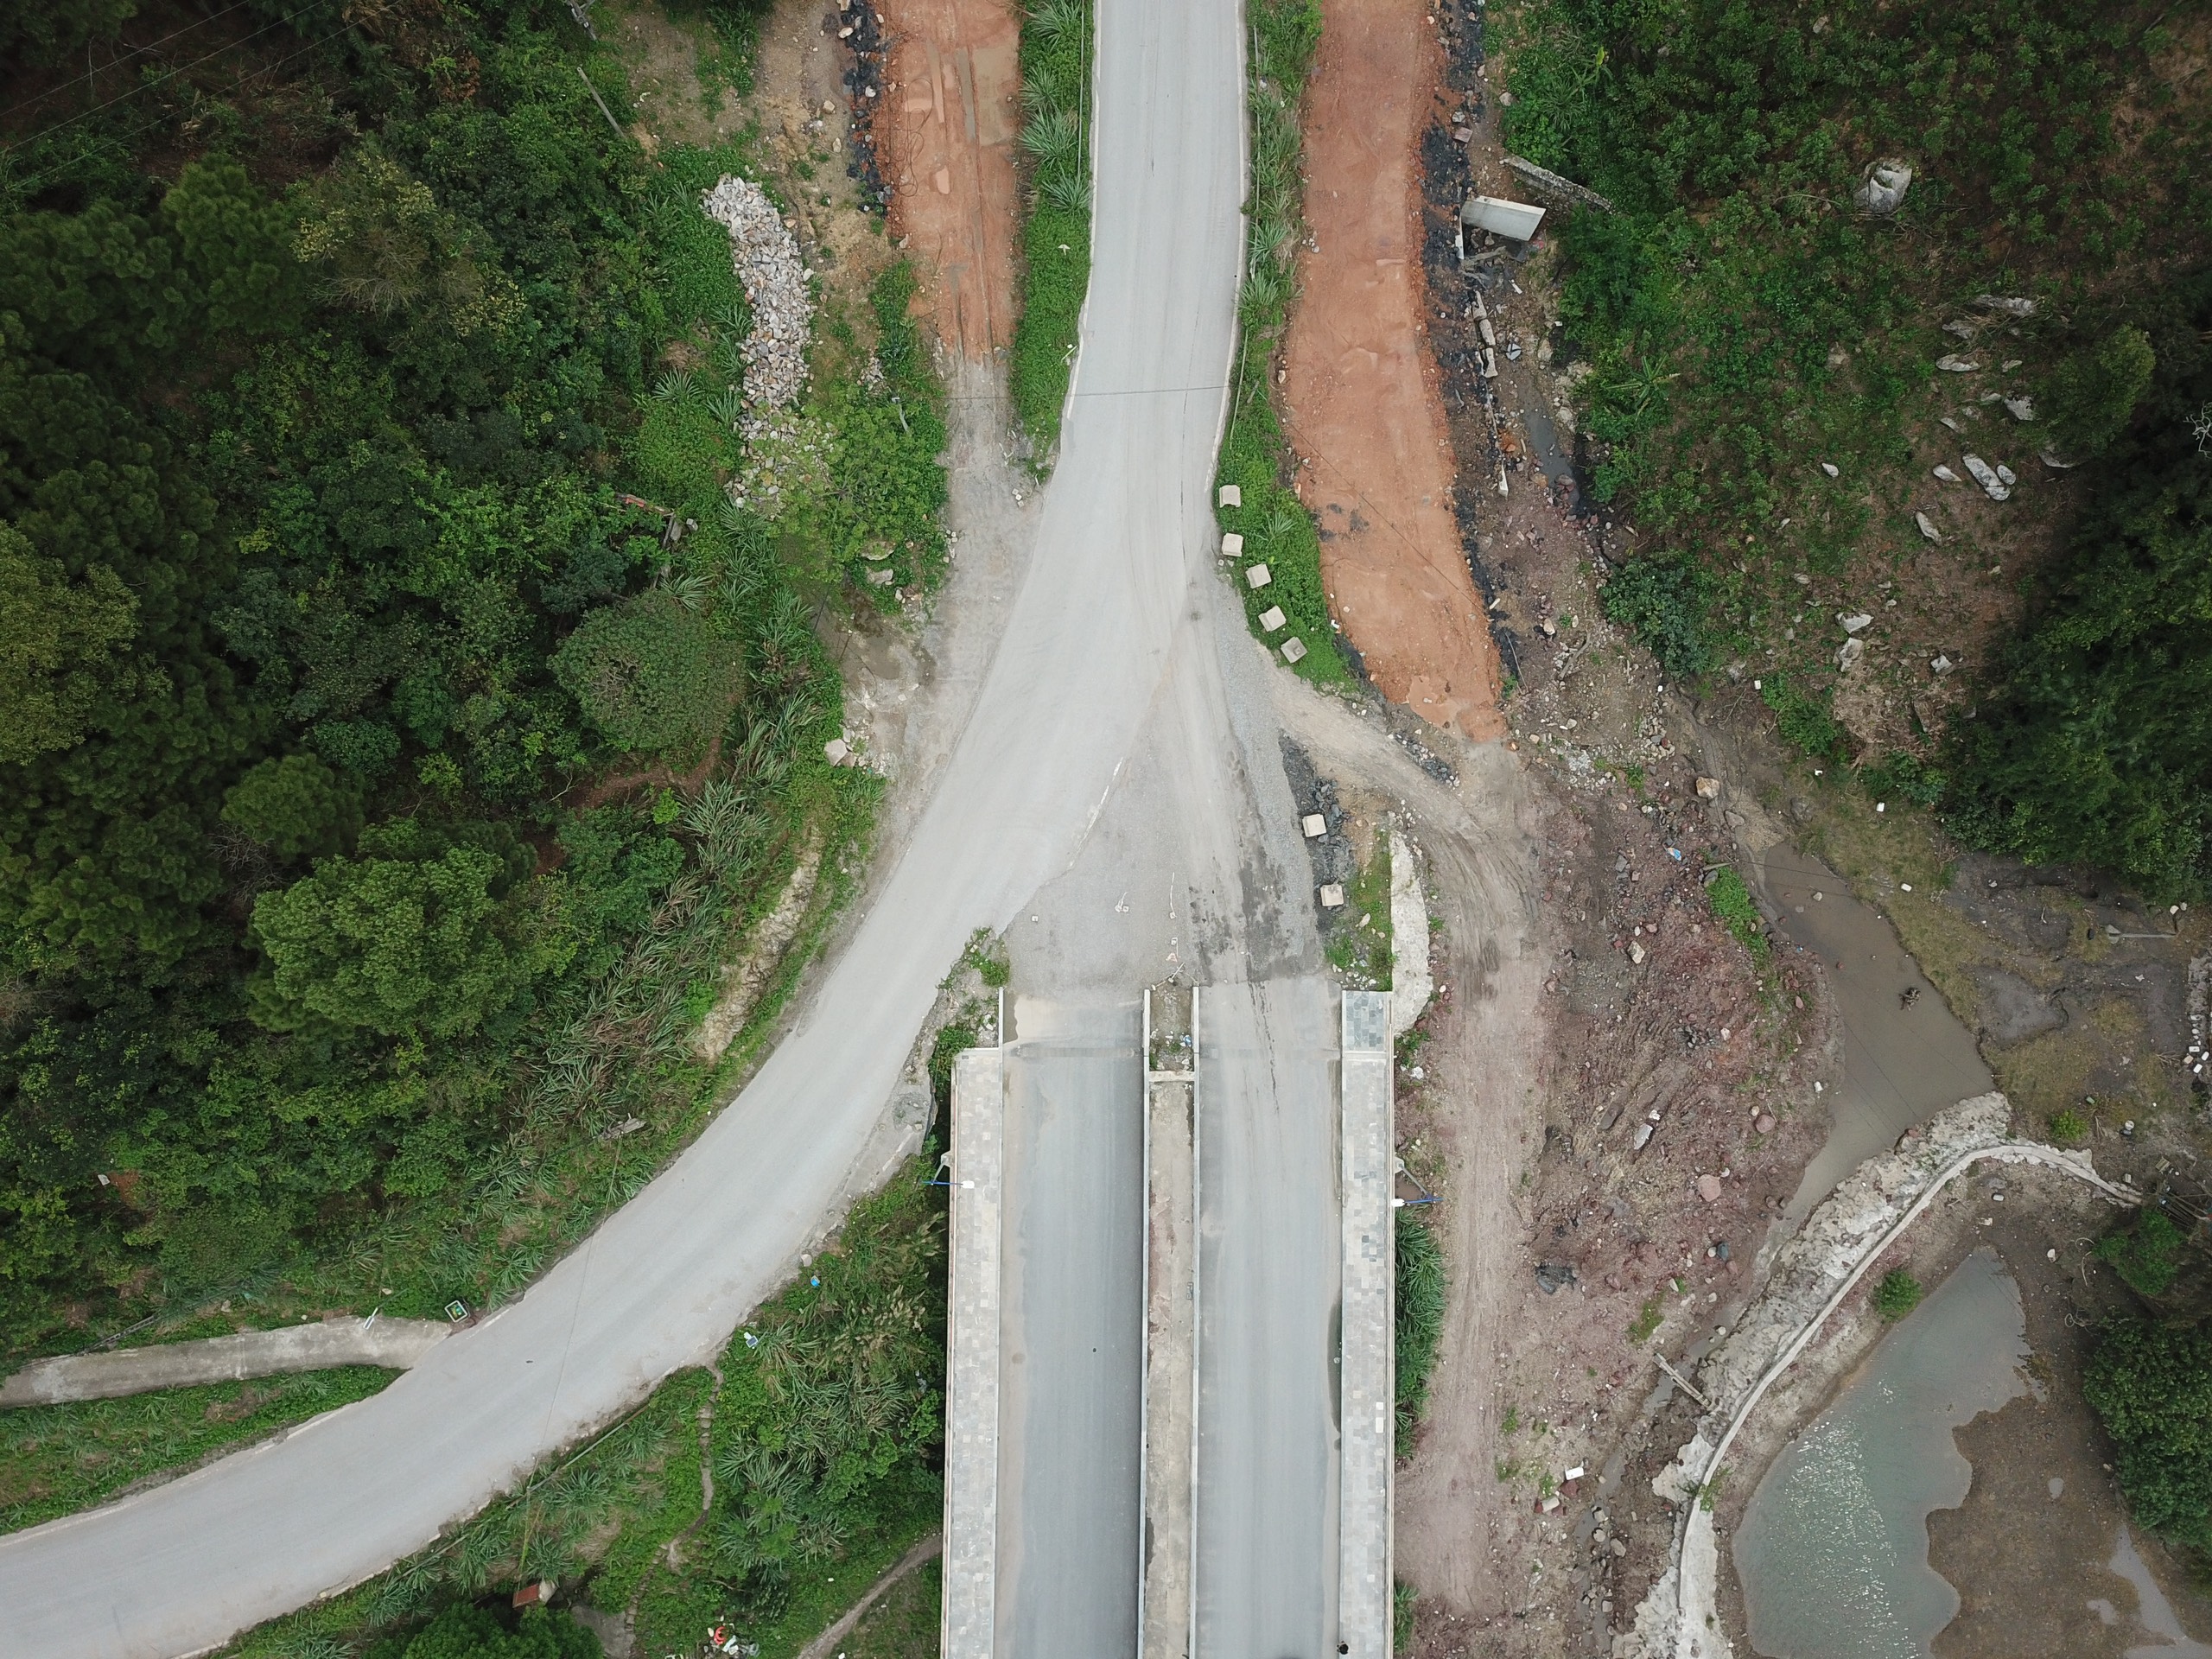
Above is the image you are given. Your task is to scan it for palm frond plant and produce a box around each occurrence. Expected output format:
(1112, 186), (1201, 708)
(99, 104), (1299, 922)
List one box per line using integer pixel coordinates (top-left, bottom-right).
(1040, 170), (1091, 214)
(1027, 0), (1086, 51)
(1020, 106), (1083, 179)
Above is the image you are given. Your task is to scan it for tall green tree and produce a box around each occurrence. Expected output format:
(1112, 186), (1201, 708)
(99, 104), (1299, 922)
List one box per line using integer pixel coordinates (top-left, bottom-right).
(247, 821), (544, 1041)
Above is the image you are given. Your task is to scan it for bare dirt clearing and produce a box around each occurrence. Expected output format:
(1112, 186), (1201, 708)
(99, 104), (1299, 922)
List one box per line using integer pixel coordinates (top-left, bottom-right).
(1285, 0), (1503, 741)
(874, 0), (1022, 357)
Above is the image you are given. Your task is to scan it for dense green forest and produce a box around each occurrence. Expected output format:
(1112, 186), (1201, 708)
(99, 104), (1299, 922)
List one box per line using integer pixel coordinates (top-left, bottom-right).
(0, 0), (946, 1356)
(1503, 0), (2212, 895)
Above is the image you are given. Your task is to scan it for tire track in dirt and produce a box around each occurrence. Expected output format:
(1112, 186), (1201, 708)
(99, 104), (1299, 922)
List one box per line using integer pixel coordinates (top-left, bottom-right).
(1283, 0), (1503, 741)
(874, 0), (1021, 358)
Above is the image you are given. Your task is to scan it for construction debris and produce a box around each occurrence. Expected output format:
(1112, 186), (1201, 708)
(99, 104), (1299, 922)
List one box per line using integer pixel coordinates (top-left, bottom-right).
(701, 175), (813, 439)
(1503, 154), (1616, 213)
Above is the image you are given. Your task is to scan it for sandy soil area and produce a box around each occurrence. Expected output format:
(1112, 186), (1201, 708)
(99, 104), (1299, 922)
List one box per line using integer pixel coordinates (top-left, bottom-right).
(874, 0), (1022, 358)
(1283, 0), (1503, 741)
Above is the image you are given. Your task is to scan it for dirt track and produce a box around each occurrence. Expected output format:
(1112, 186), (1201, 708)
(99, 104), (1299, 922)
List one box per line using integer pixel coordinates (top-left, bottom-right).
(874, 0), (1021, 357)
(1283, 0), (1503, 741)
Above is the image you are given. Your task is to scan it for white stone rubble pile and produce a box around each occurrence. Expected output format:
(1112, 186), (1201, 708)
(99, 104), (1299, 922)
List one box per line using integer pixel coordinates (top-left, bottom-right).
(700, 175), (812, 441)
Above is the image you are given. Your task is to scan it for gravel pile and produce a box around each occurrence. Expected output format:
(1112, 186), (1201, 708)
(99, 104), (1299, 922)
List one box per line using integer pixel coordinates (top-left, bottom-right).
(701, 175), (812, 439)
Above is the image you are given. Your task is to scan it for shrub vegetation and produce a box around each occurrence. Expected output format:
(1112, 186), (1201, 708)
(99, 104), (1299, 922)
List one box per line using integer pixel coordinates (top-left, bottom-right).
(1499, 0), (2212, 893)
(2085, 1319), (2212, 1553)
(1872, 1268), (1923, 1321)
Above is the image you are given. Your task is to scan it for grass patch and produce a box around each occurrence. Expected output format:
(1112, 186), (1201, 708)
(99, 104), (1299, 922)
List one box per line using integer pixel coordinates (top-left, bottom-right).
(215, 1160), (947, 1659)
(0, 1365), (397, 1535)
(1872, 1268), (1923, 1321)
(1325, 827), (1394, 988)
(1007, 0), (1094, 459)
(1704, 867), (1770, 963)
(837, 1558), (942, 1659)
(1395, 1210), (1446, 1454)
(1212, 0), (1348, 686)
(1627, 1295), (1663, 1344)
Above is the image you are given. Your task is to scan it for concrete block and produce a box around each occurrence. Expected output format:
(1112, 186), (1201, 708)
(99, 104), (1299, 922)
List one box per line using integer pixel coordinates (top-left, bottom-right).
(1220, 531), (1244, 558)
(1319, 882), (1345, 908)
(1218, 484), (1242, 509)
(1245, 562), (1272, 589)
(1257, 605), (1286, 632)
(1301, 813), (1327, 840)
(1281, 637), (1307, 664)
(1461, 194), (1547, 240)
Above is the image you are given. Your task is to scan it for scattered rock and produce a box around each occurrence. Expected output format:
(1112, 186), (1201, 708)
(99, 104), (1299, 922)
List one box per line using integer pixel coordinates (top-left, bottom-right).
(1755, 1113), (1777, 1134)
(1936, 354), (1982, 373)
(1819, 461), (1840, 478)
(1931, 654), (1955, 675)
(1540, 618), (1559, 637)
(1536, 1261), (1579, 1294)
(1836, 636), (1865, 672)
(1854, 157), (1913, 216)
(1629, 941), (1649, 965)
(2040, 448), (2080, 470)
(1961, 454), (2012, 501)
(1838, 613), (1872, 633)
(1974, 294), (2036, 317)
(1697, 1173), (1725, 1202)
(823, 737), (850, 763)
(700, 175), (813, 439)
(1942, 318), (1978, 339)
(1915, 512), (1942, 543)
(1934, 464), (1962, 482)
(2003, 396), (2036, 422)
(1695, 777), (1721, 800)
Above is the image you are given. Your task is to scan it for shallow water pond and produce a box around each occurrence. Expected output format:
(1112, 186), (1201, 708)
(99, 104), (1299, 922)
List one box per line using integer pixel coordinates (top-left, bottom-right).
(1732, 1249), (2030, 1658)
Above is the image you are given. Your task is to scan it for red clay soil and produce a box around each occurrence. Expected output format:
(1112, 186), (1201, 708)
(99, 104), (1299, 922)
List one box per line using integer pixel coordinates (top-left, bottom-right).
(1283, 0), (1503, 741)
(874, 0), (1022, 358)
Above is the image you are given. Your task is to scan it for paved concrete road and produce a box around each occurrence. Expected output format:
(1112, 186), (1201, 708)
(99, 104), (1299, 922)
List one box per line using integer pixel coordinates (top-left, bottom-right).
(0, 0), (1244, 1649)
(1195, 980), (1342, 1659)
(995, 1000), (1145, 1659)
(0, 1320), (448, 1408)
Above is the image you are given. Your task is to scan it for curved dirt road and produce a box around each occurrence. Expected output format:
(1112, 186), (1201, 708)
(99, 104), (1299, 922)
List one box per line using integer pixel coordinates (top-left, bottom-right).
(0, 1), (1243, 1652)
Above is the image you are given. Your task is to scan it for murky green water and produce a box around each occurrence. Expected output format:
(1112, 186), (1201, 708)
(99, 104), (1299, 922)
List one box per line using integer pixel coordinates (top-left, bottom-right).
(1732, 1250), (2030, 1659)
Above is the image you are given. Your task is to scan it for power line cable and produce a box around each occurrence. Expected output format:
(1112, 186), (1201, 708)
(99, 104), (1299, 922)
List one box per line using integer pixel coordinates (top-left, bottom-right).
(3, 20), (356, 199)
(1, 4), (333, 157)
(0, 0), (260, 126)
